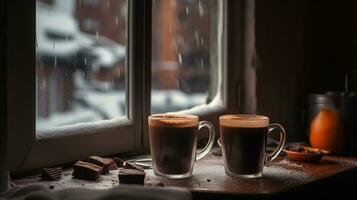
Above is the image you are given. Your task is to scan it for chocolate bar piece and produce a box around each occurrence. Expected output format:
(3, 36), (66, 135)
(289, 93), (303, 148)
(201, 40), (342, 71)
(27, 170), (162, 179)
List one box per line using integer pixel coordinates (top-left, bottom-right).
(41, 167), (62, 181)
(107, 158), (118, 170)
(87, 156), (114, 174)
(73, 161), (102, 181)
(113, 157), (125, 168)
(123, 162), (144, 172)
(118, 168), (146, 185)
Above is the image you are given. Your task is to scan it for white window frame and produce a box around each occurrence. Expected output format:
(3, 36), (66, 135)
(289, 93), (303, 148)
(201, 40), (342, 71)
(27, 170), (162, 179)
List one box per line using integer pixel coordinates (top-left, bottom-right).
(6, 0), (246, 172)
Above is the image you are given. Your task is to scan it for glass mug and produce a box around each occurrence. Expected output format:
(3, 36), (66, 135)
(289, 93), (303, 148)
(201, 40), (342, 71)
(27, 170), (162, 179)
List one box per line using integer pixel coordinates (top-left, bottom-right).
(219, 115), (286, 178)
(148, 114), (215, 179)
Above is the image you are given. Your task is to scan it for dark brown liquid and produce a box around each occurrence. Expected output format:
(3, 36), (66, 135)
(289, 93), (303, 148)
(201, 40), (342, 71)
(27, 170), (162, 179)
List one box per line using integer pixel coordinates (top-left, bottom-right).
(221, 126), (267, 175)
(149, 125), (197, 174)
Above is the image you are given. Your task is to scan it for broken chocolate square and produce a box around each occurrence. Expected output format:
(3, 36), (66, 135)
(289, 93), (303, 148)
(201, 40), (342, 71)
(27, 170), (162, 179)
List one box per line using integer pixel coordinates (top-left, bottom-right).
(73, 161), (102, 181)
(113, 157), (125, 168)
(87, 156), (114, 174)
(118, 168), (146, 185)
(107, 158), (118, 170)
(123, 162), (144, 172)
(41, 167), (62, 181)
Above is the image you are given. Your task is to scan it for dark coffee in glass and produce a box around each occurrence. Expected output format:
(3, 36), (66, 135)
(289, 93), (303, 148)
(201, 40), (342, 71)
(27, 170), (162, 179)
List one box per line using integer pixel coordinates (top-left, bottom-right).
(220, 115), (286, 178)
(149, 124), (197, 175)
(149, 114), (215, 179)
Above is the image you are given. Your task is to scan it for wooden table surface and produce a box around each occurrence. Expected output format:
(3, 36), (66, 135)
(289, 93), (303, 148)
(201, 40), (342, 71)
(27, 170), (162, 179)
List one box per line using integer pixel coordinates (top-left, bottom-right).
(13, 149), (357, 199)
(146, 153), (357, 197)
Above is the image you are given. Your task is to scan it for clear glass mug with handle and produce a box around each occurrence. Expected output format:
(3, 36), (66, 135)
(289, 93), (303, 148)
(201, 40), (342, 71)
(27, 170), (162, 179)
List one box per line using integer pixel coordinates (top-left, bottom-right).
(219, 114), (286, 178)
(148, 114), (215, 179)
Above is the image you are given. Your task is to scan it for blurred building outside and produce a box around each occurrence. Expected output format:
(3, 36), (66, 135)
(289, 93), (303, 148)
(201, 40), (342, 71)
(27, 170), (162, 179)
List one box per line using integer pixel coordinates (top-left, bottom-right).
(36, 0), (217, 129)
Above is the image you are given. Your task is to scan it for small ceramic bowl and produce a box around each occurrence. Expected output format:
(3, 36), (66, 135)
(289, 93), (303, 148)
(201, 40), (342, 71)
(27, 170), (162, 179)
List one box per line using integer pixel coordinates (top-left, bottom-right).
(283, 145), (330, 163)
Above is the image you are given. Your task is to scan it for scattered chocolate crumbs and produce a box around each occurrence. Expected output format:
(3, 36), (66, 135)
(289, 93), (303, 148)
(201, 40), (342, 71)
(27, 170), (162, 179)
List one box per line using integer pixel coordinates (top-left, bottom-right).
(155, 182), (164, 187)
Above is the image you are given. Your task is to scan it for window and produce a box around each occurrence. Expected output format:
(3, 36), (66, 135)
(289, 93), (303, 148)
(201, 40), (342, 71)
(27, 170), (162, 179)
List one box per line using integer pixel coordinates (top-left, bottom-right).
(151, 0), (220, 114)
(36, 0), (128, 130)
(7, 0), (243, 172)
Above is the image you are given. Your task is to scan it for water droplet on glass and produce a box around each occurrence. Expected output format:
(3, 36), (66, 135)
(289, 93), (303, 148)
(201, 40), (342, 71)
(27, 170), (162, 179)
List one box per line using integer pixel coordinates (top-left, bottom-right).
(178, 53), (182, 64)
(198, 1), (205, 17)
(173, 40), (178, 52)
(200, 59), (204, 68)
(185, 6), (189, 15)
(54, 57), (57, 67)
(177, 35), (184, 46)
(84, 58), (87, 65)
(107, 0), (110, 8)
(194, 31), (200, 47)
(115, 16), (119, 25)
(200, 37), (204, 47)
(42, 79), (47, 89)
(169, 24), (173, 33)
(78, 0), (82, 7)
(82, 71), (85, 78)
(74, 59), (77, 68)
(53, 42), (56, 50)
(96, 31), (99, 39)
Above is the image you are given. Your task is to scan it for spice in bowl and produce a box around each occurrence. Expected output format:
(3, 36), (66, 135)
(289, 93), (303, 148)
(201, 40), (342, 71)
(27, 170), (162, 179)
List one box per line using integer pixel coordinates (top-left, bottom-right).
(283, 145), (330, 163)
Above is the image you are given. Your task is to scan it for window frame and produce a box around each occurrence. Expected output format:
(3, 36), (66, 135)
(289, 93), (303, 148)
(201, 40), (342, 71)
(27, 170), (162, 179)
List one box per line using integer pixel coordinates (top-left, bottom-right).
(7, 0), (146, 172)
(6, 0), (246, 172)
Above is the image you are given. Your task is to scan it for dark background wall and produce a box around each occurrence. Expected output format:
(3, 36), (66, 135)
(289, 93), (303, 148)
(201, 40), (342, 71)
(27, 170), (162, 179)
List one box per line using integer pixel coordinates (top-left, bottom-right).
(1, 0), (7, 191)
(255, 0), (355, 142)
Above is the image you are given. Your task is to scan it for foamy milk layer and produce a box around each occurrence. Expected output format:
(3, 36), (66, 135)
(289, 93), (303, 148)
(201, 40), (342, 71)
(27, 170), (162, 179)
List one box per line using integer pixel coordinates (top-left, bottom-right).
(149, 114), (199, 127)
(219, 115), (269, 128)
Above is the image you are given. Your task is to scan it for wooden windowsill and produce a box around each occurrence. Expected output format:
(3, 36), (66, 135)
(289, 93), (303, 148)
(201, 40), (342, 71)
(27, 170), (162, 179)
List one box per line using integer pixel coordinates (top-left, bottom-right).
(12, 148), (357, 199)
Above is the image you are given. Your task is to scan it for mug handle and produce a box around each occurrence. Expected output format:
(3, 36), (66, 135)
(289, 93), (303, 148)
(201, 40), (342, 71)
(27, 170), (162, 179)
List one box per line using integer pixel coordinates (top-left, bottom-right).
(265, 123), (286, 163)
(196, 121), (216, 161)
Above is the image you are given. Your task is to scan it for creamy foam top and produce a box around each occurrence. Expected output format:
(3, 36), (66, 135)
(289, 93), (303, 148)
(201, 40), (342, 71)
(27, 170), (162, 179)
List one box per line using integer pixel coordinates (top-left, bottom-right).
(149, 114), (199, 127)
(219, 114), (269, 128)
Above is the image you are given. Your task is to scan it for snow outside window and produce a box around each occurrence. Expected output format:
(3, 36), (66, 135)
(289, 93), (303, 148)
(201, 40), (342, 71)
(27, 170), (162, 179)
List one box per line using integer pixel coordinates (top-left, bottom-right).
(7, 0), (234, 171)
(36, 0), (223, 131)
(151, 0), (222, 114)
(36, 0), (128, 130)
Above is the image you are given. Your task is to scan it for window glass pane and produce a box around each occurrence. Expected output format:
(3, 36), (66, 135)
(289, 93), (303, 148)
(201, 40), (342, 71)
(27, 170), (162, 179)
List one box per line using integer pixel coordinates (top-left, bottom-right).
(36, 0), (127, 129)
(151, 0), (220, 114)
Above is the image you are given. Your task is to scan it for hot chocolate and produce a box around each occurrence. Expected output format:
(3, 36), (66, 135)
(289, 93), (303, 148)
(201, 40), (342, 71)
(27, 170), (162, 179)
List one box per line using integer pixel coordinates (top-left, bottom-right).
(149, 114), (198, 175)
(219, 115), (279, 178)
(220, 126), (267, 175)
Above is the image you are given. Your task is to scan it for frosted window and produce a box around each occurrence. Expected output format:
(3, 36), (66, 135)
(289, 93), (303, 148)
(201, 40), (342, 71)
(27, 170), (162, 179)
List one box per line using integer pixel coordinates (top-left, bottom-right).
(36, 0), (127, 129)
(151, 0), (221, 114)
